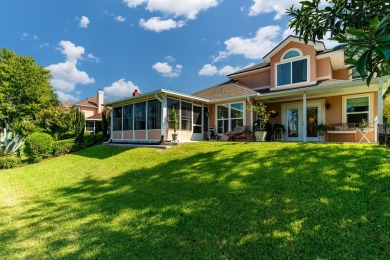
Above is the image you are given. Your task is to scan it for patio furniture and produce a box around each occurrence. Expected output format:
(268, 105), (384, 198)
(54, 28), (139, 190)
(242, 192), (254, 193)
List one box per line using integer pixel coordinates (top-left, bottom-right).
(358, 128), (373, 143)
(326, 123), (357, 142)
(226, 125), (246, 141)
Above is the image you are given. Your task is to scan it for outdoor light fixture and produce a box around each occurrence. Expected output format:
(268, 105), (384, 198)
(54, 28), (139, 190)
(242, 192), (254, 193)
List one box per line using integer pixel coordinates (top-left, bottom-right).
(325, 101), (331, 110)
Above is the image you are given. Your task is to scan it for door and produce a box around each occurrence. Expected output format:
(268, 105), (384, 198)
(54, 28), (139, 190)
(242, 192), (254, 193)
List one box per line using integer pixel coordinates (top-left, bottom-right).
(282, 101), (323, 142)
(192, 105), (203, 141)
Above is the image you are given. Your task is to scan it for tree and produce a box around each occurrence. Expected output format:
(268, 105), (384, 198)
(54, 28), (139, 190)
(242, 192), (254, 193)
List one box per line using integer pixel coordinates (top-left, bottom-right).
(288, 0), (390, 85)
(35, 106), (74, 140)
(0, 48), (58, 129)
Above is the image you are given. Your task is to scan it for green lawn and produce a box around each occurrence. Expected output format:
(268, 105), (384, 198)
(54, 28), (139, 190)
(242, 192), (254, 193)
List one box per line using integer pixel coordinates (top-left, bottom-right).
(0, 142), (389, 258)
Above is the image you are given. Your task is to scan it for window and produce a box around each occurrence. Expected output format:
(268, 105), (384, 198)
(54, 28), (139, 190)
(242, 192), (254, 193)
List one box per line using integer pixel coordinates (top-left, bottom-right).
(276, 49), (308, 87)
(217, 102), (244, 134)
(203, 107), (209, 132)
(147, 100), (161, 129)
(134, 102), (146, 130)
(167, 98), (180, 129)
(346, 96), (369, 124)
(113, 107), (122, 131)
(181, 101), (192, 131)
(123, 104), (133, 131)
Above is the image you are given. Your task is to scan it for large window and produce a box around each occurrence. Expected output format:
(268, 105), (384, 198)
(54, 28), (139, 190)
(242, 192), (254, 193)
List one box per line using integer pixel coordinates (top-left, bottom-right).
(134, 102), (146, 130)
(181, 101), (192, 131)
(113, 107), (122, 131)
(345, 96), (370, 124)
(167, 98), (180, 129)
(123, 104), (133, 131)
(276, 49), (308, 87)
(217, 102), (244, 133)
(147, 100), (161, 129)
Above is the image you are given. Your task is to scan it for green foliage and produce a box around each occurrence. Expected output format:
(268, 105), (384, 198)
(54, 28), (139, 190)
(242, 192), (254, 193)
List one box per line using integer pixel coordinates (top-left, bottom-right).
(288, 0), (390, 85)
(384, 95), (390, 123)
(84, 130), (91, 136)
(24, 132), (54, 163)
(35, 106), (74, 140)
(53, 139), (75, 156)
(102, 109), (110, 140)
(74, 108), (85, 143)
(10, 119), (40, 138)
(82, 132), (103, 148)
(171, 107), (178, 133)
(249, 102), (275, 130)
(0, 130), (24, 156)
(0, 48), (58, 129)
(0, 156), (21, 169)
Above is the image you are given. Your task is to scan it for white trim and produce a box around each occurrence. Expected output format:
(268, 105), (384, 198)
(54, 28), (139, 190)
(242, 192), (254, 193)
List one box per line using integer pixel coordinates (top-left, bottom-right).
(316, 76), (331, 81)
(270, 81), (317, 91)
(215, 102), (246, 134)
(302, 92), (307, 142)
(227, 66), (270, 79)
(275, 55), (310, 87)
(281, 48), (303, 61)
(378, 80), (384, 125)
(342, 93), (374, 124)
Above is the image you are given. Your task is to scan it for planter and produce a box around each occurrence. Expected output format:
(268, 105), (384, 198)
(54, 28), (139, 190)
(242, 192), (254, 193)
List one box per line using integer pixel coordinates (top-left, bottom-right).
(255, 131), (267, 142)
(172, 134), (178, 141)
(318, 130), (326, 136)
(360, 128), (370, 133)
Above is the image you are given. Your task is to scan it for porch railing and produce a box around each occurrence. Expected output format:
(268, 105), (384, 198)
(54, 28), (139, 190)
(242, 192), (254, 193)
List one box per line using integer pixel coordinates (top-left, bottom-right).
(377, 124), (390, 147)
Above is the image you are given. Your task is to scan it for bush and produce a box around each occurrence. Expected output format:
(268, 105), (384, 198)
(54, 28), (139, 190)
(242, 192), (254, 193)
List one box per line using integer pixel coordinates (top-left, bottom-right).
(53, 138), (75, 156)
(83, 132), (104, 147)
(24, 133), (54, 163)
(0, 156), (22, 169)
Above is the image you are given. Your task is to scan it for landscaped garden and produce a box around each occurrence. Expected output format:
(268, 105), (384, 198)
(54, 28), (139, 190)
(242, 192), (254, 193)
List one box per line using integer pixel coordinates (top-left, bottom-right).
(1, 142), (389, 258)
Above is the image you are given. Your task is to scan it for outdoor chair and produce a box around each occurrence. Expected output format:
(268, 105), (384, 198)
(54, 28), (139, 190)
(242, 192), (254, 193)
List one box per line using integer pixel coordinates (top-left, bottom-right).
(226, 125), (246, 141)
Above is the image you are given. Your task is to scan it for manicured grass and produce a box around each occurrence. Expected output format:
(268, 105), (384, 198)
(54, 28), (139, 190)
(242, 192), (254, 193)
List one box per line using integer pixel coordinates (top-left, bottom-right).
(0, 142), (389, 258)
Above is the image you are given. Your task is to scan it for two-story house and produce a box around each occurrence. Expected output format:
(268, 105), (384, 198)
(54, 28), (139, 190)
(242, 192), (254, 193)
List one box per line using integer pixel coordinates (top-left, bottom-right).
(105, 36), (390, 143)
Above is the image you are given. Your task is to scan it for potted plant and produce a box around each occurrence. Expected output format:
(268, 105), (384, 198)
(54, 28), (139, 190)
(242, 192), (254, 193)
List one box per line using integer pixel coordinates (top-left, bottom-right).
(249, 102), (275, 141)
(273, 123), (285, 141)
(317, 123), (328, 136)
(171, 107), (179, 141)
(358, 118), (370, 132)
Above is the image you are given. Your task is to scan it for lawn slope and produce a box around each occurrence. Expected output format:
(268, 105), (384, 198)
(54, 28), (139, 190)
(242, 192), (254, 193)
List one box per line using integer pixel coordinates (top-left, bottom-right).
(0, 143), (389, 258)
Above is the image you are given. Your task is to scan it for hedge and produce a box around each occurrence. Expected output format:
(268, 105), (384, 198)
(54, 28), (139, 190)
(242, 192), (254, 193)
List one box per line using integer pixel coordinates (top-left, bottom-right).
(24, 133), (54, 163)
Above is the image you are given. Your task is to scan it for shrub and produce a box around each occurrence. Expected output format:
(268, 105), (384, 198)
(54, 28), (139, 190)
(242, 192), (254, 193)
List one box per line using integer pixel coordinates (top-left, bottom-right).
(84, 131), (91, 136)
(0, 156), (22, 169)
(53, 138), (75, 156)
(83, 132), (104, 148)
(24, 133), (54, 163)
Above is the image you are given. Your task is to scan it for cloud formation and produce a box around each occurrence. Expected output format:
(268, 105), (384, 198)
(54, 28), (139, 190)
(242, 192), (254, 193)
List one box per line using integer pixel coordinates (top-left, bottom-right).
(46, 40), (95, 101)
(115, 15), (126, 22)
(213, 25), (281, 61)
(124, 0), (220, 32)
(104, 79), (141, 100)
(248, 0), (301, 19)
(140, 17), (185, 32)
(152, 60), (183, 77)
(79, 16), (90, 28)
(199, 63), (255, 77)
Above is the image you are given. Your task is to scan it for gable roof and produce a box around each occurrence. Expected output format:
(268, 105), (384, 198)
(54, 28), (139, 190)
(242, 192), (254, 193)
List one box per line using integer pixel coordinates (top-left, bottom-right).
(59, 101), (74, 108)
(227, 62), (270, 78)
(263, 35), (326, 62)
(192, 80), (258, 101)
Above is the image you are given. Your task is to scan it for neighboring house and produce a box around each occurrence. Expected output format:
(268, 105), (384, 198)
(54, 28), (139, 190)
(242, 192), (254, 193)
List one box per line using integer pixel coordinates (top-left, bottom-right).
(105, 36), (390, 143)
(60, 89), (108, 134)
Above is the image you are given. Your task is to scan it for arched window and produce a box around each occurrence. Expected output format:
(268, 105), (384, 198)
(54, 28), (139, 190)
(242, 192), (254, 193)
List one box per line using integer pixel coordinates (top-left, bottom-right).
(282, 50), (301, 60)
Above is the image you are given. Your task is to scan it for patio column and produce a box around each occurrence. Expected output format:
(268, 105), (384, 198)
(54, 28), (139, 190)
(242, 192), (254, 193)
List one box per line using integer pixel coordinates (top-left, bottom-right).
(94, 121), (96, 134)
(110, 107), (113, 140)
(302, 91), (307, 142)
(161, 96), (167, 140)
(378, 80), (384, 125)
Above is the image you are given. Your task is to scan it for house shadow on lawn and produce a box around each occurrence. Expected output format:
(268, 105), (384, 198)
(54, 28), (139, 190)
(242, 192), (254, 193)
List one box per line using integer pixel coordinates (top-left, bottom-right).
(2, 143), (389, 258)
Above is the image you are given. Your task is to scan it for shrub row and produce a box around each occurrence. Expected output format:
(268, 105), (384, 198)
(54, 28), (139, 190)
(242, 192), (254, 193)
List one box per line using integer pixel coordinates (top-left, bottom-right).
(53, 138), (75, 156)
(0, 156), (22, 169)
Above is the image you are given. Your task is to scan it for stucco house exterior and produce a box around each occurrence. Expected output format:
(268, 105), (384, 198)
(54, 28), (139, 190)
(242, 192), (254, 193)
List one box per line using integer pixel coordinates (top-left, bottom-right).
(105, 36), (390, 143)
(60, 89), (107, 134)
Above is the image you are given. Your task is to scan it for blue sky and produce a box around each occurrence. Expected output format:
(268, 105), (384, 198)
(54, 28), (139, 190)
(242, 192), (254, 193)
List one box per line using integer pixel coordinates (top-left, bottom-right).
(0, 0), (335, 102)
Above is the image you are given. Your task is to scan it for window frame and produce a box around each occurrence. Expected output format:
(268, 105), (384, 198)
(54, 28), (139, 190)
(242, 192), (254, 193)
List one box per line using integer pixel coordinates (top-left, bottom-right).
(113, 107), (122, 131)
(216, 102), (245, 134)
(123, 104), (133, 131)
(275, 49), (310, 87)
(342, 93), (374, 125)
(134, 102), (146, 130)
(147, 99), (162, 130)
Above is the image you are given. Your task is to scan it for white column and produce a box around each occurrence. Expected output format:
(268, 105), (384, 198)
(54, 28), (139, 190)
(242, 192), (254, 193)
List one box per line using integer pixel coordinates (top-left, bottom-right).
(93, 121), (96, 134)
(110, 108), (114, 140)
(161, 97), (167, 140)
(121, 106), (124, 140)
(146, 101), (148, 140)
(378, 80), (384, 125)
(302, 91), (307, 142)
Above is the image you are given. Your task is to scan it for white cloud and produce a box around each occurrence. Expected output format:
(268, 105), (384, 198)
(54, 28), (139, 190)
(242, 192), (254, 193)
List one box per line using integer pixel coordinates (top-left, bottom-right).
(115, 15), (126, 22)
(248, 0), (301, 19)
(87, 53), (100, 63)
(199, 63), (255, 77)
(140, 17), (185, 32)
(55, 91), (79, 102)
(124, 0), (220, 20)
(104, 79), (141, 100)
(46, 41), (95, 97)
(80, 16), (90, 28)
(152, 61), (183, 77)
(213, 26), (281, 61)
